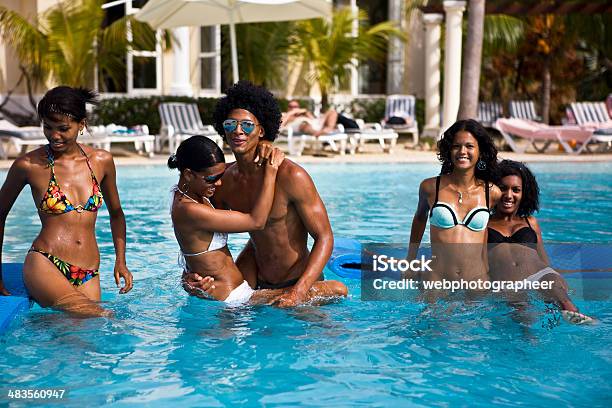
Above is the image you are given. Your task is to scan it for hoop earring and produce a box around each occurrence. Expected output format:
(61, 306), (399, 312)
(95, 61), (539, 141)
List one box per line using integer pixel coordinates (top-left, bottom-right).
(180, 183), (190, 194)
(477, 159), (486, 171)
(79, 128), (84, 136)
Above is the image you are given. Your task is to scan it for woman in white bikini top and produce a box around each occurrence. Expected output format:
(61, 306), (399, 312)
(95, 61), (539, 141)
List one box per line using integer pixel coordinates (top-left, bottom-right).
(169, 134), (280, 304)
(169, 132), (347, 306)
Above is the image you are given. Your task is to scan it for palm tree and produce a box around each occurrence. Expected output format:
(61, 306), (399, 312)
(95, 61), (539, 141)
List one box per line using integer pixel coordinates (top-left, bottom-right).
(458, 0), (485, 120)
(221, 21), (293, 89)
(0, 0), (159, 111)
(289, 8), (403, 108)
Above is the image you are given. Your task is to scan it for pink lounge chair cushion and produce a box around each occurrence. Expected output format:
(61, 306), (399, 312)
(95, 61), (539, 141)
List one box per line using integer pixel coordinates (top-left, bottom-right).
(496, 118), (592, 143)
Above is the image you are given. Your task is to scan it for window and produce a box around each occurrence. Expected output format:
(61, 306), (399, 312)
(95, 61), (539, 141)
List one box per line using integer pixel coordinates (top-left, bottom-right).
(199, 26), (221, 94)
(127, 0), (161, 93)
(100, 0), (161, 94)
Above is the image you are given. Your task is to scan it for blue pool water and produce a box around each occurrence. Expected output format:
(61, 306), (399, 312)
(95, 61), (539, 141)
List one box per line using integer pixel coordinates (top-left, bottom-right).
(1, 162), (611, 407)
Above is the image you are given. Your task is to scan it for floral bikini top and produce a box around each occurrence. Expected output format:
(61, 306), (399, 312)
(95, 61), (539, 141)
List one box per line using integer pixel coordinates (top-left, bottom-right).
(39, 144), (104, 214)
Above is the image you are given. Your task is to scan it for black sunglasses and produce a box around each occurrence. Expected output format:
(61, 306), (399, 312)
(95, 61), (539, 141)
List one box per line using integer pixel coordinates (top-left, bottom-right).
(202, 171), (225, 184)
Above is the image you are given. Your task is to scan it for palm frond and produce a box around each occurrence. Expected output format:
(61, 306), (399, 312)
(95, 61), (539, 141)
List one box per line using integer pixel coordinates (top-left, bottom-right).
(483, 15), (525, 55)
(0, 6), (49, 82)
(288, 7), (403, 98)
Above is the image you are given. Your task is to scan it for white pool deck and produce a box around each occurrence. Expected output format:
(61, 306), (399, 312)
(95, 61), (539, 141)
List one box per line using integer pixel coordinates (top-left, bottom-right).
(1, 142), (611, 169)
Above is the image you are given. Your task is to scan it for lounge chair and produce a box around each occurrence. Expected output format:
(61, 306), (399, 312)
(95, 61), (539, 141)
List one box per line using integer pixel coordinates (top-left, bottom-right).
(495, 118), (599, 154)
(0, 120), (47, 159)
(509, 100), (541, 122)
(568, 102), (612, 152)
(477, 102), (504, 127)
(277, 127), (305, 156)
(157, 103), (223, 153)
(278, 125), (352, 156)
(89, 125), (156, 157)
(569, 102), (612, 127)
(382, 94), (419, 145)
(348, 119), (398, 153)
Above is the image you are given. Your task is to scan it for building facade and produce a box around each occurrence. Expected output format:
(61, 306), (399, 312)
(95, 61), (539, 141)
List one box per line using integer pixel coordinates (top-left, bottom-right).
(0, 0), (428, 114)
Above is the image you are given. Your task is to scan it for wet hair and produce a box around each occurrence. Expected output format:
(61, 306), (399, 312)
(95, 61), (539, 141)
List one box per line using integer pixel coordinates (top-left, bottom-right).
(212, 80), (281, 142)
(437, 119), (498, 181)
(167, 136), (225, 172)
(37, 86), (98, 123)
(494, 160), (540, 216)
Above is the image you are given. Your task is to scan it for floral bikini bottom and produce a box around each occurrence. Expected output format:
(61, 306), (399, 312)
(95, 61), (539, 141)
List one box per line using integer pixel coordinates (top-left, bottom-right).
(29, 248), (99, 286)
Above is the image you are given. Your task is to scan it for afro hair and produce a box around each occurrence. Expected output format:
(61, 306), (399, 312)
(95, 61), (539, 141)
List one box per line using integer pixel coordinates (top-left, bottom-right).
(212, 81), (282, 142)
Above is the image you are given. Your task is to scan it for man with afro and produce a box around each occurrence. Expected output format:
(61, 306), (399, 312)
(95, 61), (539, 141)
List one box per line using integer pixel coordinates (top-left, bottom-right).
(183, 81), (335, 307)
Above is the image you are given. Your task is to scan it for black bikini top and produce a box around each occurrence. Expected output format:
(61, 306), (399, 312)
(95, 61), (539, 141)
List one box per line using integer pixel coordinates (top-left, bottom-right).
(488, 218), (537, 246)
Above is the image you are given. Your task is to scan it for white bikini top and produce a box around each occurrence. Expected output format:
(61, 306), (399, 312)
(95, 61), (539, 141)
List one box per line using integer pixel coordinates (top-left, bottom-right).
(170, 185), (228, 270)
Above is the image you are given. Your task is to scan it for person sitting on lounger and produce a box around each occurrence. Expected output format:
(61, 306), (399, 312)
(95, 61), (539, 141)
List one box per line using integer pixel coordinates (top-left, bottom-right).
(281, 99), (340, 137)
(487, 160), (594, 324)
(169, 136), (347, 305)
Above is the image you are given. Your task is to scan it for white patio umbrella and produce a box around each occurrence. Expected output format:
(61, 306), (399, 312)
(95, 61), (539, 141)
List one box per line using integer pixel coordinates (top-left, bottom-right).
(134, 0), (332, 84)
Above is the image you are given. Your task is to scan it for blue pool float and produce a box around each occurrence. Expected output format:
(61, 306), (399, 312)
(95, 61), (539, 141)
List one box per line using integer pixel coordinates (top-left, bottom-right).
(0, 263), (31, 334)
(326, 239), (611, 280)
(327, 237), (362, 279)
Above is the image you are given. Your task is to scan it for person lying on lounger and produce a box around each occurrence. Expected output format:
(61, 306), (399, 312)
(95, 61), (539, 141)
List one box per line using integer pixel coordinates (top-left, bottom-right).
(169, 136), (347, 305)
(281, 99), (340, 137)
(487, 160), (594, 324)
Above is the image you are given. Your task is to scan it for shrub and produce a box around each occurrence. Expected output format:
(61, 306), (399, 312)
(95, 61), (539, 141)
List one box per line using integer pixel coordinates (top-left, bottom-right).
(349, 97), (386, 123)
(93, 95), (426, 134)
(94, 95), (314, 135)
(93, 96), (218, 135)
(349, 97), (425, 131)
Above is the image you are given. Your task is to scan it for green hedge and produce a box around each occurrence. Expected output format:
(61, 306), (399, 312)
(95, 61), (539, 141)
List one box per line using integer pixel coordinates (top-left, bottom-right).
(93, 95), (424, 134)
(93, 96), (218, 135)
(349, 97), (425, 131)
(94, 96), (314, 135)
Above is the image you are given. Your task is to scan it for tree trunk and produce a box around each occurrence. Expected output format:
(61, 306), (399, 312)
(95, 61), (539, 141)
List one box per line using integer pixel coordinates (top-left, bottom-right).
(541, 55), (551, 124)
(457, 0), (485, 121)
(321, 89), (329, 113)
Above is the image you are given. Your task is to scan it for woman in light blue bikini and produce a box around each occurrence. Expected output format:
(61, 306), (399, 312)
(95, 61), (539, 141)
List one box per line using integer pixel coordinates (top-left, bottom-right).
(408, 119), (501, 286)
(169, 136), (347, 305)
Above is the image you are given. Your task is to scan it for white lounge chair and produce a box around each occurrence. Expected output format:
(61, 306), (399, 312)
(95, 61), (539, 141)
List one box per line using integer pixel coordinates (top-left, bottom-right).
(348, 119), (398, 153)
(382, 94), (419, 145)
(0, 120), (47, 159)
(569, 102), (612, 127)
(277, 125), (352, 156)
(277, 127), (306, 156)
(569, 102), (612, 152)
(157, 103), (223, 153)
(90, 125), (156, 157)
(477, 102), (504, 127)
(495, 118), (601, 154)
(509, 100), (541, 122)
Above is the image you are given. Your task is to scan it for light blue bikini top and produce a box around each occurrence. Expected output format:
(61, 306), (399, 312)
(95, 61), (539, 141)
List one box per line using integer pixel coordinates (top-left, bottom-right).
(429, 176), (490, 232)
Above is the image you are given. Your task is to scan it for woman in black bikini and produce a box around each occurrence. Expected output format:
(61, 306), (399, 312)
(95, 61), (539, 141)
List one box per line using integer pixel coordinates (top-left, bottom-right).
(487, 160), (593, 324)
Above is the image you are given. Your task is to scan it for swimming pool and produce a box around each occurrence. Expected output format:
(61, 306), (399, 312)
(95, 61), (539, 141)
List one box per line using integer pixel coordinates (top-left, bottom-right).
(1, 162), (611, 406)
